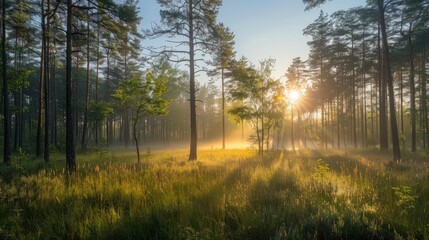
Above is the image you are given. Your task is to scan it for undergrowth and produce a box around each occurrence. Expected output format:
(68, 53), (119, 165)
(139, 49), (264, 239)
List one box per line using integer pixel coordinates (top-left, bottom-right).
(0, 149), (428, 239)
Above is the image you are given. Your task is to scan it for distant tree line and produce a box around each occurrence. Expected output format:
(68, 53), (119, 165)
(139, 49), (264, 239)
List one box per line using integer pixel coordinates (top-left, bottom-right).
(0, 0), (245, 170)
(290, 0), (429, 161)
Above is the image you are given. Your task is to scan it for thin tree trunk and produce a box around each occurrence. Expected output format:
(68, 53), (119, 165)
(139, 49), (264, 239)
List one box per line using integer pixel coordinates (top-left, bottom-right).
(351, 37), (357, 148)
(378, 0), (401, 161)
(95, 13), (100, 145)
(66, 0), (76, 173)
(331, 102), (334, 148)
(407, 24), (416, 152)
(13, 37), (18, 150)
(106, 35), (112, 145)
(81, 5), (90, 152)
(422, 52), (428, 150)
(378, 22), (388, 150)
(291, 105), (295, 150)
(123, 36), (129, 148)
(2, 0), (10, 165)
(362, 35), (367, 148)
(336, 72), (340, 148)
(37, 0), (45, 157)
(221, 67), (225, 149)
(75, 55), (79, 139)
(44, 0), (50, 162)
(188, 0), (197, 160)
(400, 68), (404, 136)
(133, 113), (140, 163)
(52, 37), (57, 147)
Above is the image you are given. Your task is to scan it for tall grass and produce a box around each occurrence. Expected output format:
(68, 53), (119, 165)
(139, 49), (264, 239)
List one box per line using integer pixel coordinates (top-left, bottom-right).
(0, 149), (428, 239)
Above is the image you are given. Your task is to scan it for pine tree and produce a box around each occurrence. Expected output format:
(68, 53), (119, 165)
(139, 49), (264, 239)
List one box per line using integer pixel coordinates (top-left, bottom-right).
(150, 0), (221, 160)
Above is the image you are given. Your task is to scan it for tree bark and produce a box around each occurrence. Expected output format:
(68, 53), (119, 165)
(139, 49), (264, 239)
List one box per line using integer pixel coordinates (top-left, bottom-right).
(221, 67), (225, 150)
(378, 0), (401, 161)
(422, 52), (428, 150)
(291, 104), (295, 150)
(52, 37), (57, 147)
(407, 23), (416, 152)
(81, 5), (90, 152)
(378, 21), (388, 150)
(188, 0), (197, 161)
(13, 37), (18, 150)
(133, 113), (140, 163)
(2, 0), (10, 165)
(37, 0), (45, 157)
(44, 0), (50, 162)
(66, 0), (76, 173)
(95, 13), (100, 145)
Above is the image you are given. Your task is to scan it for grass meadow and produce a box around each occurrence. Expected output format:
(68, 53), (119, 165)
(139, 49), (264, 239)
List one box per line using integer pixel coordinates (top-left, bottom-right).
(0, 148), (429, 239)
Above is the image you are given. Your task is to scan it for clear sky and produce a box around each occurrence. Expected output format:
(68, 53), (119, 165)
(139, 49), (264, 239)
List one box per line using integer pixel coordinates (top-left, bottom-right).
(139, 0), (367, 79)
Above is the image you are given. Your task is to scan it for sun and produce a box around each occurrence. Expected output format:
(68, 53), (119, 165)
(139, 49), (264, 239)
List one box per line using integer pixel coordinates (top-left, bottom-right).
(289, 90), (300, 103)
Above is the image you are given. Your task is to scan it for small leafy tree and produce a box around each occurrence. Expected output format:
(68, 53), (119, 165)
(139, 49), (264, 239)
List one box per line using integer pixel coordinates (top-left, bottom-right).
(114, 71), (169, 162)
(228, 58), (284, 155)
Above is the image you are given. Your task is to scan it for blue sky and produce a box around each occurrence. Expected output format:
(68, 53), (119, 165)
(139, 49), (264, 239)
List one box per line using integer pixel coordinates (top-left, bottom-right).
(139, 0), (367, 79)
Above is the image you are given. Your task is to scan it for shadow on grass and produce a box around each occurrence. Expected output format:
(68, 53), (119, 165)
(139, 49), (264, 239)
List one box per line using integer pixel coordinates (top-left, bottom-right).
(1, 150), (428, 239)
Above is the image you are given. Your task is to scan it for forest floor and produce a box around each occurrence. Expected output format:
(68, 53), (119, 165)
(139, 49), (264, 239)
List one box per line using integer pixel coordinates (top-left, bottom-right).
(0, 148), (429, 239)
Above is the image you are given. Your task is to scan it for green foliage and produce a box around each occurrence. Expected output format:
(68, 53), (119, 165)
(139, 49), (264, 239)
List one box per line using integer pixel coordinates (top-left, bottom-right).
(88, 101), (113, 123)
(9, 68), (32, 90)
(302, 0), (331, 10)
(13, 148), (31, 163)
(312, 159), (330, 184)
(113, 69), (170, 161)
(113, 70), (169, 117)
(228, 58), (285, 152)
(392, 185), (417, 214)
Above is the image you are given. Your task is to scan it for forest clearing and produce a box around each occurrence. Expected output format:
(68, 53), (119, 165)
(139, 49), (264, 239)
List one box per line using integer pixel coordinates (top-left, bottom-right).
(1, 149), (429, 239)
(2, 0), (429, 238)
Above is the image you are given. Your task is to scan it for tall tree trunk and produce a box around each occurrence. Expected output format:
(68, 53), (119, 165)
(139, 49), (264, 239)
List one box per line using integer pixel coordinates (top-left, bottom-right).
(378, 0), (401, 161)
(400, 68), (404, 136)
(351, 37), (357, 148)
(95, 13), (100, 145)
(378, 22), (388, 150)
(330, 102), (333, 148)
(106, 35), (112, 145)
(2, 0), (10, 165)
(66, 0), (76, 173)
(81, 6), (90, 152)
(52, 37), (57, 147)
(291, 104), (295, 150)
(362, 32), (367, 147)
(420, 51), (429, 150)
(19, 50), (23, 148)
(336, 80), (340, 148)
(123, 35), (129, 148)
(37, 1), (45, 157)
(188, 0), (197, 161)
(13, 37), (18, 150)
(407, 23), (416, 152)
(298, 108), (302, 148)
(421, 52), (428, 150)
(342, 94), (347, 148)
(221, 67), (225, 149)
(75, 56), (79, 139)
(370, 76), (374, 143)
(44, 0), (50, 162)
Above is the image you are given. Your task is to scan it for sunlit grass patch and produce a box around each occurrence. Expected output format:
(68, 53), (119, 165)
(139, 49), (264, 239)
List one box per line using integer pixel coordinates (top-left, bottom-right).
(1, 148), (429, 239)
